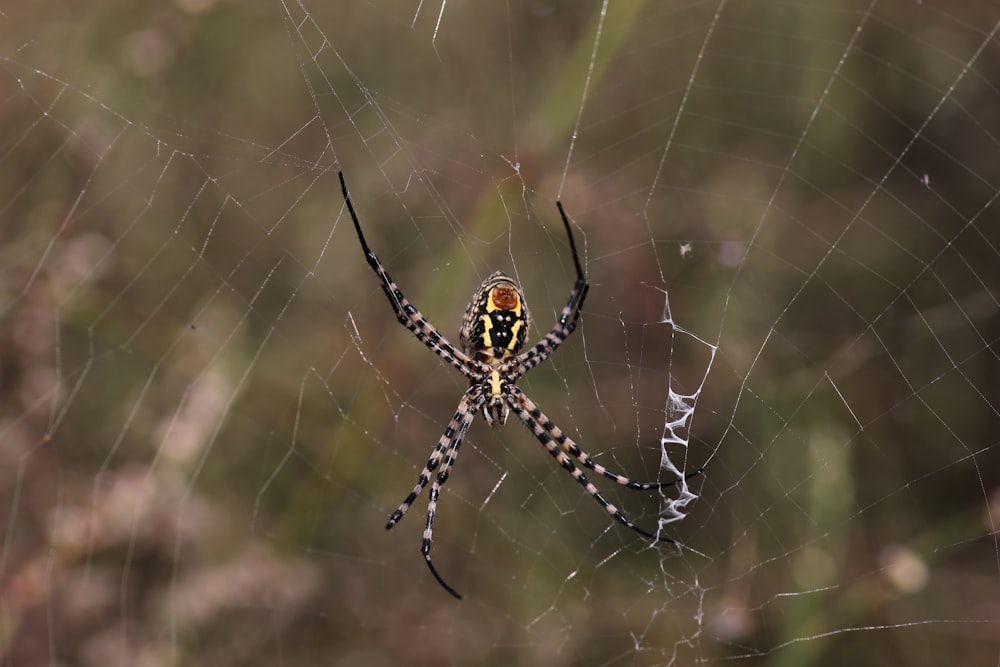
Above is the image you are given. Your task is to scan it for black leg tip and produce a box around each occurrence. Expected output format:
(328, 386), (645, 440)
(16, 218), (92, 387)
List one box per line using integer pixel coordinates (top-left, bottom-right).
(425, 556), (463, 600)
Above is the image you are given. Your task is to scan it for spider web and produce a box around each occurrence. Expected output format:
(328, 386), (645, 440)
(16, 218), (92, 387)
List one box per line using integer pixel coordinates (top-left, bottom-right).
(2, 1), (1000, 665)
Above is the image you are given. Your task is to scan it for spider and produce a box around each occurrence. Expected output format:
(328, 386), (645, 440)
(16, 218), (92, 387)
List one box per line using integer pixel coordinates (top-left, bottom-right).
(340, 172), (695, 599)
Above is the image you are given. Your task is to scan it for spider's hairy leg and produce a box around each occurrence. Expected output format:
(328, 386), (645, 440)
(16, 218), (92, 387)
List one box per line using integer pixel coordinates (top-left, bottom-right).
(386, 388), (482, 531)
(511, 286), (586, 377)
(339, 171), (385, 276)
(507, 389), (678, 544)
(555, 201), (588, 321)
(509, 387), (699, 489)
(421, 401), (477, 600)
(338, 171), (473, 377)
(509, 203), (590, 379)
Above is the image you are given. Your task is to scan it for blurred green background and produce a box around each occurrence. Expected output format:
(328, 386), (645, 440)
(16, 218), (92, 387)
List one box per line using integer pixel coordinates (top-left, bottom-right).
(2, 1), (999, 665)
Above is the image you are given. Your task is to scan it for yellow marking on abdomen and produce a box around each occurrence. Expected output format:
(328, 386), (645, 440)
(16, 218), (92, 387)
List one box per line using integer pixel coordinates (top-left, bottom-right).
(480, 313), (494, 348)
(507, 319), (524, 351)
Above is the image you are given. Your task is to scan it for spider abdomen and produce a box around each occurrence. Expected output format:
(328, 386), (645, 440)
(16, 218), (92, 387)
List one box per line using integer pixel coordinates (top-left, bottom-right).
(459, 271), (531, 361)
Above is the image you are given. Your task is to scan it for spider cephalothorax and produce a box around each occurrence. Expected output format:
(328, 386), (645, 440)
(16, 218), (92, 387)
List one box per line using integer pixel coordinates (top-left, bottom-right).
(339, 172), (697, 599)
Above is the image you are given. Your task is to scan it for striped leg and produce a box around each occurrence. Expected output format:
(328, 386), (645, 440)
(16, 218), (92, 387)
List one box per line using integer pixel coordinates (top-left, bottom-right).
(510, 294), (585, 377)
(385, 389), (482, 531)
(507, 386), (697, 490)
(507, 388), (677, 543)
(509, 202), (589, 378)
(340, 172), (473, 378)
(421, 398), (478, 600)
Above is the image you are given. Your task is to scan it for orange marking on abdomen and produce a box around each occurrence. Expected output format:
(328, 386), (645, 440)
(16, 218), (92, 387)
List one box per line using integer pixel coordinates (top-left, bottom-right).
(491, 285), (519, 310)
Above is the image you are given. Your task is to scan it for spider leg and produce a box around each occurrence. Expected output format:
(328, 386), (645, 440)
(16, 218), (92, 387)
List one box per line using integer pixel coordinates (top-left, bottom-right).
(339, 172), (473, 378)
(385, 388), (482, 531)
(507, 388), (678, 544)
(508, 386), (700, 489)
(421, 404), (477, 600)
(556, 201), (586, 289)
(385, 388), (483, 599)
(511, 202), (589, 378)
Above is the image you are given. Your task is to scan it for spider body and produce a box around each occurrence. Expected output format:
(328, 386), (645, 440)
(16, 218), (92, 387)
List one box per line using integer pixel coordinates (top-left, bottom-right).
(460, 271), (530, 426)
(339, 172), (695, 599)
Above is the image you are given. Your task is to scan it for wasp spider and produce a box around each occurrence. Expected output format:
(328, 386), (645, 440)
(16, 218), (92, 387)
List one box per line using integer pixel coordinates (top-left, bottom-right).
(340, 172), (695, 599)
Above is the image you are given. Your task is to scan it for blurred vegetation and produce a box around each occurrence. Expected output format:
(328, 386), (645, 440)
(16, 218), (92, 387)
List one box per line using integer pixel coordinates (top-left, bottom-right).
(1, 1), (999, 665)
